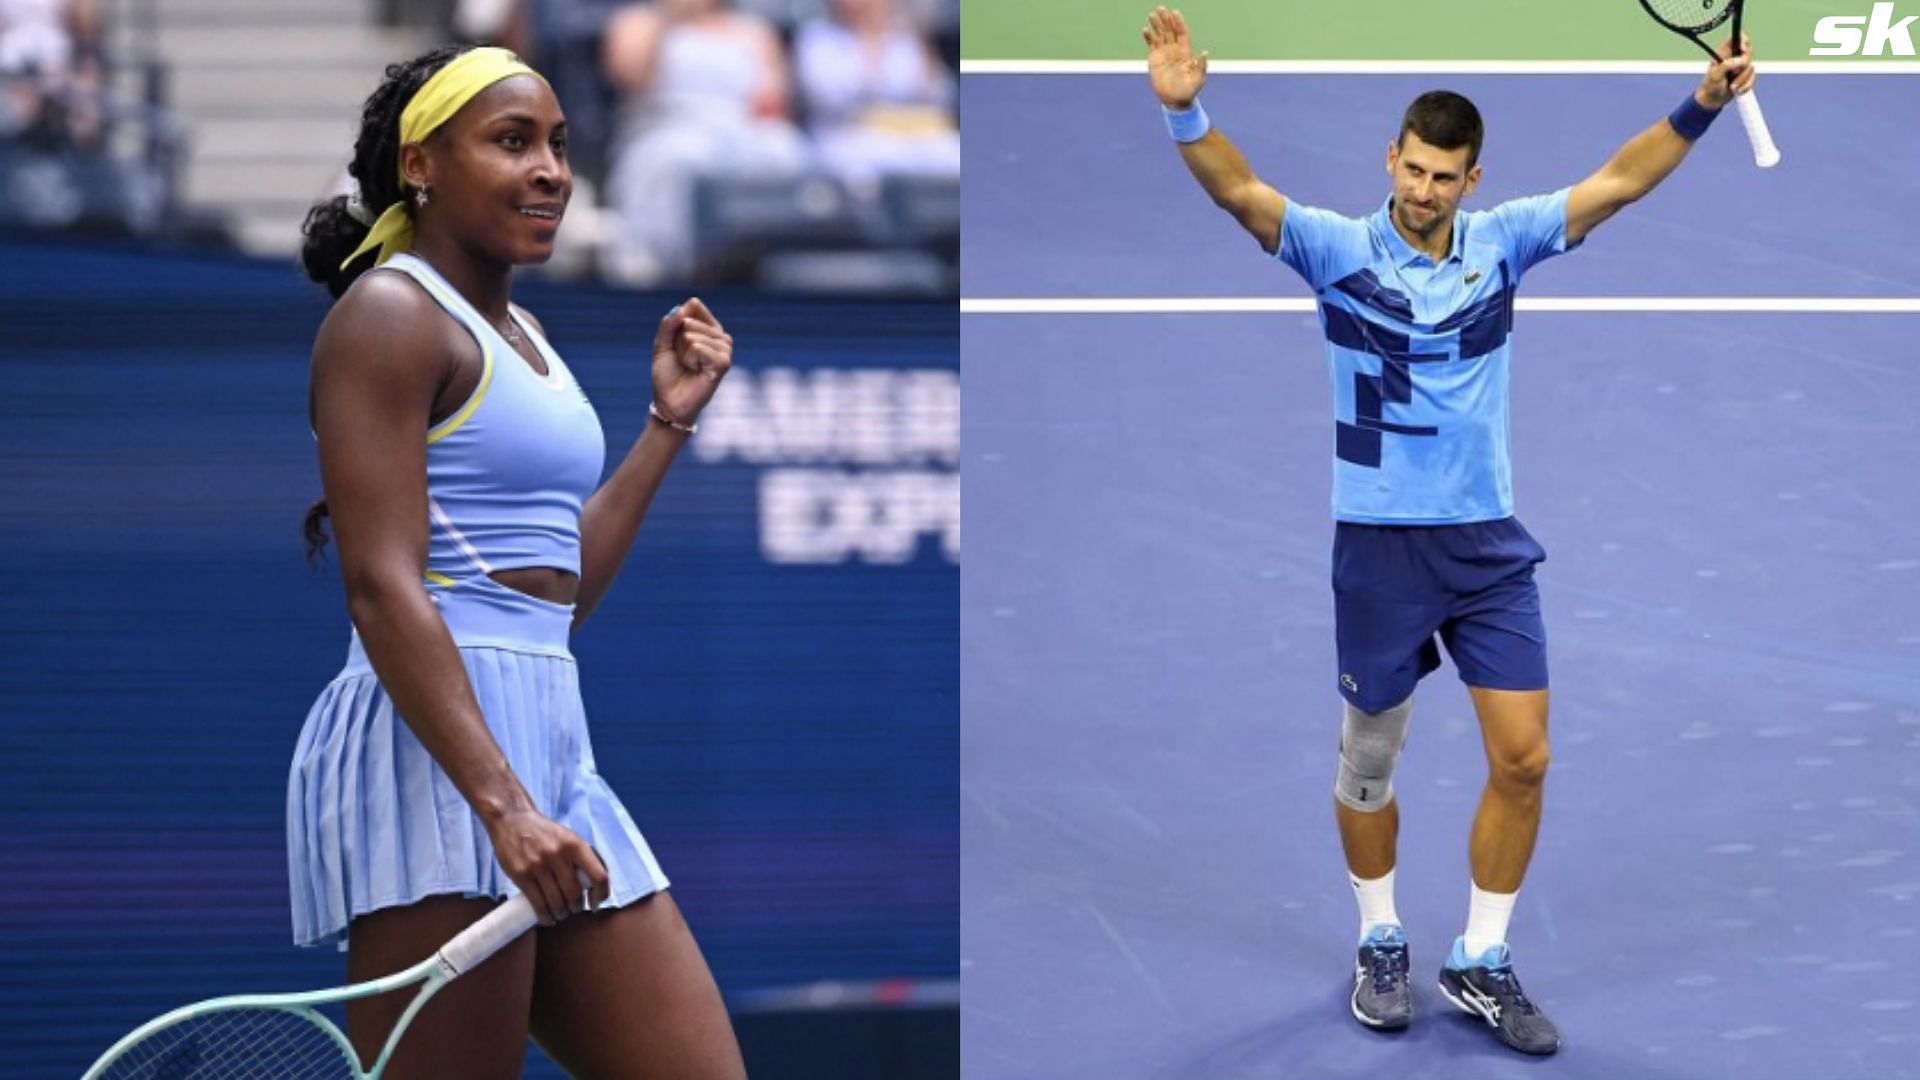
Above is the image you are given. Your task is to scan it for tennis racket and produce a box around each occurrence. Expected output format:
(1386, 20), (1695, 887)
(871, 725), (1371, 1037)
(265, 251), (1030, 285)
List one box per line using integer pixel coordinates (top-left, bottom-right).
(1637, 0), (1781, 167)
(80, 894), (539, 1079)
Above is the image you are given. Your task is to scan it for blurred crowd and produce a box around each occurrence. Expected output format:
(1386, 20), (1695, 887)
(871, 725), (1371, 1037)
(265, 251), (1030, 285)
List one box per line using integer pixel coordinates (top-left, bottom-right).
(0, 0), (183, 237)
(3, 0), (957, 291)
(457, 0), (959, 285)
(1, 0), (107, 152)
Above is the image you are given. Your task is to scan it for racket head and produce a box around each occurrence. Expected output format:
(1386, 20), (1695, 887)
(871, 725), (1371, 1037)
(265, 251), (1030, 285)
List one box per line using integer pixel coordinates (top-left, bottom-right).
(81, 1002), (364, 1080)
(83, 898), (535, 1080)
(81, 954), (446, 1080)
(1637, 0), (1739, 36)
(1639, 0), (1745, 63)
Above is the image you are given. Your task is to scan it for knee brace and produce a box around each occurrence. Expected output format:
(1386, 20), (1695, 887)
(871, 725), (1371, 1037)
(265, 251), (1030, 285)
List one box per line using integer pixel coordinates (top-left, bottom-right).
(1334, 696), (1413, 812)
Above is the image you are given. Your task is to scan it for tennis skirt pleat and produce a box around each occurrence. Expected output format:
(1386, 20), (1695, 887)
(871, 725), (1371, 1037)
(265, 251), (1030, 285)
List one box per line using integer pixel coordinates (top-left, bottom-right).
(287, 638), (669, 948)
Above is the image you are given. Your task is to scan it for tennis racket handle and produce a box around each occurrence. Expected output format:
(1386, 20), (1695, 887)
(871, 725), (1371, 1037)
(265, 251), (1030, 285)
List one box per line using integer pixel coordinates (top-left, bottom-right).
(437, 894), (539, 976)
(1733, 88), (1780, 169)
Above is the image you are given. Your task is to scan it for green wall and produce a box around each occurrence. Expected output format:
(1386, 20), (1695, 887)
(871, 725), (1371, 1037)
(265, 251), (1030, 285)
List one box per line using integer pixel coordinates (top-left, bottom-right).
(964, 0), (1894, 61)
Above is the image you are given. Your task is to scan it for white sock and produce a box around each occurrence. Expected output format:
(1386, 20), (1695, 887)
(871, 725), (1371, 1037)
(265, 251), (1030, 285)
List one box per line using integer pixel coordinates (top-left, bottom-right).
(1350, 868), (1400, 939)
(1462, 881), (1518, 958)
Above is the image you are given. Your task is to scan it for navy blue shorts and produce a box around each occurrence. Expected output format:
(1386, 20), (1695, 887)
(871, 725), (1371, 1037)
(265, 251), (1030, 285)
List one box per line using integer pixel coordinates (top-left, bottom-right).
(1332, 517), (1548, 713)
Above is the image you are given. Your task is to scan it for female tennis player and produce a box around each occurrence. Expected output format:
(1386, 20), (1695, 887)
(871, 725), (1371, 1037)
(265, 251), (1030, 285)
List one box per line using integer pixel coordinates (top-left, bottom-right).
(289, 44), (746, 1078)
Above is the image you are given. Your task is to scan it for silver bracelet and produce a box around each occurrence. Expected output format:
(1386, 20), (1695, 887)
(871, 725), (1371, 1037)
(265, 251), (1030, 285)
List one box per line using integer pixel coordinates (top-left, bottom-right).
(649, 401), (697, 435)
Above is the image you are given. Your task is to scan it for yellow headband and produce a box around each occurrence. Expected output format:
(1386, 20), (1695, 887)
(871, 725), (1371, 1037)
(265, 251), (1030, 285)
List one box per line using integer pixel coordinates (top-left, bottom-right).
(341, 47), (551, 271)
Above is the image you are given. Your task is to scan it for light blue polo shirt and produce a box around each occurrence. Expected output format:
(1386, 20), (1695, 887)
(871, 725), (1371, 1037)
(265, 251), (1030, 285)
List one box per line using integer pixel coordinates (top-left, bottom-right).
(1277, 189), (1578, 524)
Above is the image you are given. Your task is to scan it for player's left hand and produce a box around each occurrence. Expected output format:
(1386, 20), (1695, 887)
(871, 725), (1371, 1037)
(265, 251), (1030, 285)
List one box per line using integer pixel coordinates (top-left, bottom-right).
(1695, 34), (1756, 109)
(650, 297), (732, 429)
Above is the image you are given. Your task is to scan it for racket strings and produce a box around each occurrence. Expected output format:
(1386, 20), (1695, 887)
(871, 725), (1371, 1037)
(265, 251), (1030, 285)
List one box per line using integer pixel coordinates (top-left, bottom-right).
(93, 1007), (360, 1080)
(1641, 0), (1735, 34)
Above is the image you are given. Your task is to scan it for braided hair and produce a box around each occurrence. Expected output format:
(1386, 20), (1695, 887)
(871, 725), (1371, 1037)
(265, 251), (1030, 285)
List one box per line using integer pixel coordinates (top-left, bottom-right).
(298, 43), (472, 564)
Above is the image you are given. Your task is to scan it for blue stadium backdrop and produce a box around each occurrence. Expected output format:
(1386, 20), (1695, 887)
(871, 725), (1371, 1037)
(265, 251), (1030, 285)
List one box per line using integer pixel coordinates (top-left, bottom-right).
(0, 234), (957, 1079)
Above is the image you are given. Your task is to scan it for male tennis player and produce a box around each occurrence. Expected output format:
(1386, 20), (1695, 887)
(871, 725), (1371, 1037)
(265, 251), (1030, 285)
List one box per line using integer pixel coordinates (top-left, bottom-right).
(1142, 6), (1756, 1055)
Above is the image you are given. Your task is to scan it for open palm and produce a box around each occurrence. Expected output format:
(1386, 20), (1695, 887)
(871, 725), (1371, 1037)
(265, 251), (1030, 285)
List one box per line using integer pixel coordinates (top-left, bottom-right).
(1143, 6), (1207, 109)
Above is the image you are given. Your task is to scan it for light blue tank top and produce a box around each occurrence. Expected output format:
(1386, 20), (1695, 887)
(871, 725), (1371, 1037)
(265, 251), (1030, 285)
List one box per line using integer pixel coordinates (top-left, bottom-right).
(378, 253), (605, 580)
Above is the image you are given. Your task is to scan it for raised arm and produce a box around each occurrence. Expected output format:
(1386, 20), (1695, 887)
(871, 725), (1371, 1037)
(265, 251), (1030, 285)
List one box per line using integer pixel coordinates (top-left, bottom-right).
(1565, 36), (1754, 246)
(1144, 6), (1286, 253)
(312, 276), (607, 924)
(571, 298), (733, 628)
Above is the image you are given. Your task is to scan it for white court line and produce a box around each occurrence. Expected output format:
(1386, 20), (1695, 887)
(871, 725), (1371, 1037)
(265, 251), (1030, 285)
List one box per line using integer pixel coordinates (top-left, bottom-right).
(961, 59), (1920, 75)
(962, 297), (1920, 314)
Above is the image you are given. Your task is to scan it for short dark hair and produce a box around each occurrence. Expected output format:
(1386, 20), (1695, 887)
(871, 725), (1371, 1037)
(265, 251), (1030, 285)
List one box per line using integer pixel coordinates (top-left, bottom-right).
(1398, 91), (1483, 169)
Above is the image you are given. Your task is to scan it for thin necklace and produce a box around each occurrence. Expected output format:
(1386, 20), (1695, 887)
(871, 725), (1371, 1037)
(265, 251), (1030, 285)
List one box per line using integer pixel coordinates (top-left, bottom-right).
(410, 252), (521, 344)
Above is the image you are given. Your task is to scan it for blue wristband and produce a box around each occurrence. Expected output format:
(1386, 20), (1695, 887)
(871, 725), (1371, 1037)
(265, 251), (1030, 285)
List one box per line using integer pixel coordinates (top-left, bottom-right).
(1667, 94), (1720, 141)
(1163, 100), (1212, 143)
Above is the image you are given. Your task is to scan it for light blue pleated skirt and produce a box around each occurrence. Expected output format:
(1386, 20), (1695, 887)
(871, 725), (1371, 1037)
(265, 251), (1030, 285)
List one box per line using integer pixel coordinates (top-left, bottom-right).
(286, 575), (669, 948)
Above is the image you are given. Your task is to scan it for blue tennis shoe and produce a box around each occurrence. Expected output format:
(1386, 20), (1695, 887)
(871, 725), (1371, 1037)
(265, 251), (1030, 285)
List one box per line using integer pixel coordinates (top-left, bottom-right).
(1438, 937), (1561, 1055)
(1350, 923), (1412, 1030)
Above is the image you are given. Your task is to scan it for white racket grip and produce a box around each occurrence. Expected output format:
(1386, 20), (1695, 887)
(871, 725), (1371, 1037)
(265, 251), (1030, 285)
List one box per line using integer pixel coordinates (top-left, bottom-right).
(1734, 88), (1780, 168)
(437, 894), (538, 977)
